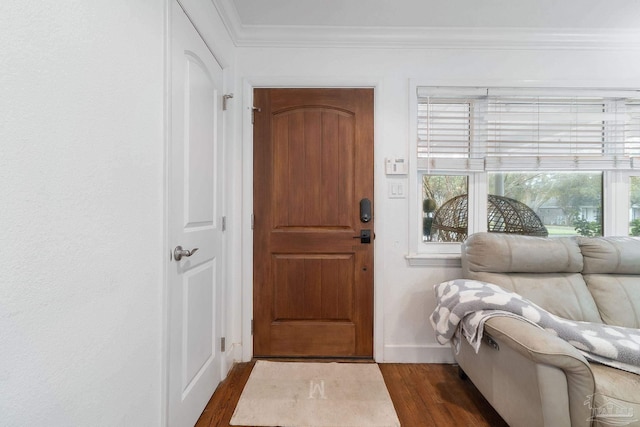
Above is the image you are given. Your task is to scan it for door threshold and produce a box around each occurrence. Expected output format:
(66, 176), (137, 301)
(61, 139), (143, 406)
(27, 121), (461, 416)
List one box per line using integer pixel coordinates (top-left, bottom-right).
(253, 356), (375, 363)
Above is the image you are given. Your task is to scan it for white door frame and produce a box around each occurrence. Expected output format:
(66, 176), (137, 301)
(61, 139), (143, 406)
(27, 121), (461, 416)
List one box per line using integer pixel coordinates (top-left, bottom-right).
(240, 77), (385, 362)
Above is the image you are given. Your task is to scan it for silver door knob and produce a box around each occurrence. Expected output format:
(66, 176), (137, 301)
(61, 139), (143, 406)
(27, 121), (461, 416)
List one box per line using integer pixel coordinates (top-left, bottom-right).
(174, 246), (199, 261)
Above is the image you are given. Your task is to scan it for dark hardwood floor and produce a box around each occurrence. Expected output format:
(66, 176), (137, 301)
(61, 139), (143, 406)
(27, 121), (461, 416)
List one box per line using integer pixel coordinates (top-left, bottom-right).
(195, 361), (508, 427)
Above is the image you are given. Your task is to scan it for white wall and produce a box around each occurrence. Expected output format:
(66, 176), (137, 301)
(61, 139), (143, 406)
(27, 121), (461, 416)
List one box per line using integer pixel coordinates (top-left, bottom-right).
(235, 46), (640, 362)
(0, 1), (165, 425)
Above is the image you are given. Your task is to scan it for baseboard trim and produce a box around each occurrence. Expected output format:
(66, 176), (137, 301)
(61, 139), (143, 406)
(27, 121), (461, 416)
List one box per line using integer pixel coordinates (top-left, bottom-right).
(383, 344), (456, 363)
(223, 342), (243, 377)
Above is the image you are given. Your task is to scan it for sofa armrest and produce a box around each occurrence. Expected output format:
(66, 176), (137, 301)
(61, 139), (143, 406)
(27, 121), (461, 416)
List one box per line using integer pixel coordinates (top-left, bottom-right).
(484, 316), (596, 426)
(484, 316), (589, 365)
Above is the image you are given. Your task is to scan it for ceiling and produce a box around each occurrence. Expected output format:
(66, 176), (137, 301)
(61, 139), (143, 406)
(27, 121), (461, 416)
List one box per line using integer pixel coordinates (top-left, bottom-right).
(212, 0), (640, 49)
(230, 0), (640, 29)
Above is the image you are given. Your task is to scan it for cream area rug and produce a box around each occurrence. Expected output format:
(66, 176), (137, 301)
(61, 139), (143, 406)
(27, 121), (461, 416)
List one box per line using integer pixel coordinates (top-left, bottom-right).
(230, 360), (401, 427)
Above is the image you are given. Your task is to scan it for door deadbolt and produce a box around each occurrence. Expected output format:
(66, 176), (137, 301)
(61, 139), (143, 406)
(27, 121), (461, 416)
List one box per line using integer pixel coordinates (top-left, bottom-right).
(360, 198), (372, 223)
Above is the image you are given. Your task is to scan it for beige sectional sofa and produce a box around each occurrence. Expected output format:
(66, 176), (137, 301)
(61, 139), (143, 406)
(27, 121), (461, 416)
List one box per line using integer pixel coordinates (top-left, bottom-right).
(458, 232), (640, 427)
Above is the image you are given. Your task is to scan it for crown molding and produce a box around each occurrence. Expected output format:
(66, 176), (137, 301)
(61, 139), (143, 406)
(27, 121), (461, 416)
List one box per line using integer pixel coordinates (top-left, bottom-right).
(210, 0), (244, 43)
(212, 0), (640, 50)
(236, 26), (640, 50)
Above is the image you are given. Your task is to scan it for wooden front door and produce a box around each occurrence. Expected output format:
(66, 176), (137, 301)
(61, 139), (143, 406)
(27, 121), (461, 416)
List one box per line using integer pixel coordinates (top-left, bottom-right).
(253, 88), (374, 358)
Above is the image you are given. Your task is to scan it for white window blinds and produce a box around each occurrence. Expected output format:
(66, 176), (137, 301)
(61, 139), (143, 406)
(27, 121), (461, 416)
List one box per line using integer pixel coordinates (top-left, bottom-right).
(417, 87), (640, 172)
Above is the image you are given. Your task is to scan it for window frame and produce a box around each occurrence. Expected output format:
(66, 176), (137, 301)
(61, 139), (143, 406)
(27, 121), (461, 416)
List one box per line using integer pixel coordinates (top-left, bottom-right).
(408, 81), (640, 263)
(615, 171), (640, 236)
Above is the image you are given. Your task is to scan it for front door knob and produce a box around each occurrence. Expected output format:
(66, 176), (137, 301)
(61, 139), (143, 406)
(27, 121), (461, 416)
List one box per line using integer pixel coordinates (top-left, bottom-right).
(174, 246), (199, 261)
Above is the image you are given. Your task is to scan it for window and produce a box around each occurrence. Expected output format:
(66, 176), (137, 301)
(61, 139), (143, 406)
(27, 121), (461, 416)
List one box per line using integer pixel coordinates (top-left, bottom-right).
(422, 175), (467, 242)
(488, 172), (603, 237)
(412, 86), (640, 255)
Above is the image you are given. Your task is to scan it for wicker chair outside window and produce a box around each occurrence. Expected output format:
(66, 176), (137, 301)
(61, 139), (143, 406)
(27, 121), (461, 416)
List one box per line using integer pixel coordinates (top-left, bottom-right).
(430, 194), (549, 242)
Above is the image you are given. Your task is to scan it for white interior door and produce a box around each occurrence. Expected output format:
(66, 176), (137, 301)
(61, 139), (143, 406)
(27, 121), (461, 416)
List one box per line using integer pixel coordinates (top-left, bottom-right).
(168, 1), (224, 425)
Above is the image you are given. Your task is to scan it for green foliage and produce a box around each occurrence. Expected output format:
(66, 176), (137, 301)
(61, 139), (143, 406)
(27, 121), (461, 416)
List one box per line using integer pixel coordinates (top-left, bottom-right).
(629, 177), (639, 236)
(573, 217), (602, 237)
(553, 174), (602, 224)
(631, 177), (640, 207)
(423, 198), (437, 213)
(490, 172), (602, 227)
(489, 172), (553, 211)
(422, 176), (467, 208)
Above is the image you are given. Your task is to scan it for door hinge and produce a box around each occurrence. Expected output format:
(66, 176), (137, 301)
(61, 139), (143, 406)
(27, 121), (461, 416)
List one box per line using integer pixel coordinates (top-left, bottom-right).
(221, 216), (227, 231)
(220, 337), (226, 352)
(251, 107), (261, 124)
(222, 93), (233, 111)
(251, 213), (255, 230)
(251, 319), (254, 335)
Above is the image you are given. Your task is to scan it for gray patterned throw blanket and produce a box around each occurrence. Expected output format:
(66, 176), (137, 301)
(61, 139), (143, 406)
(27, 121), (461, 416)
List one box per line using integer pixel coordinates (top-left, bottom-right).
(430, 279), (640, 375)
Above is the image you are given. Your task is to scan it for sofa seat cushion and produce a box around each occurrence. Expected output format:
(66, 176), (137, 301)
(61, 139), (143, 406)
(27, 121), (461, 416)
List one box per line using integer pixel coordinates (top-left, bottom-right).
(590, 363), (640, 427)
(584, 274), (640, 328)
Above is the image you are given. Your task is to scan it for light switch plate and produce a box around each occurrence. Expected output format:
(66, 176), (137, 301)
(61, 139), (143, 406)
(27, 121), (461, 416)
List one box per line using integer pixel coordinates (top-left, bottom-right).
(388, 181), (406, 198)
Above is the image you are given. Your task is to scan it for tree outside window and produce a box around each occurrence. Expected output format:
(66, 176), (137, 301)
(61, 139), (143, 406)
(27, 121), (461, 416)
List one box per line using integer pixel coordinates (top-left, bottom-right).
(489, 172), (602, 237)
(631, 176), (640, 236)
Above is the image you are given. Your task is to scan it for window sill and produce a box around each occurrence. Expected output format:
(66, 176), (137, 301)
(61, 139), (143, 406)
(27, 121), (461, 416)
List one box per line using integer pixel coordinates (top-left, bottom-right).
(405, 253), (462, 268)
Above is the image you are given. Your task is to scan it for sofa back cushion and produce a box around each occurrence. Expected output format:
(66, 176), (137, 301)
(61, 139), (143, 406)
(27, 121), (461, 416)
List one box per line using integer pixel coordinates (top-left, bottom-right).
(577, 236), (640, 328)
(462, 232), (602, 323)
(577, 236), (640, 274)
